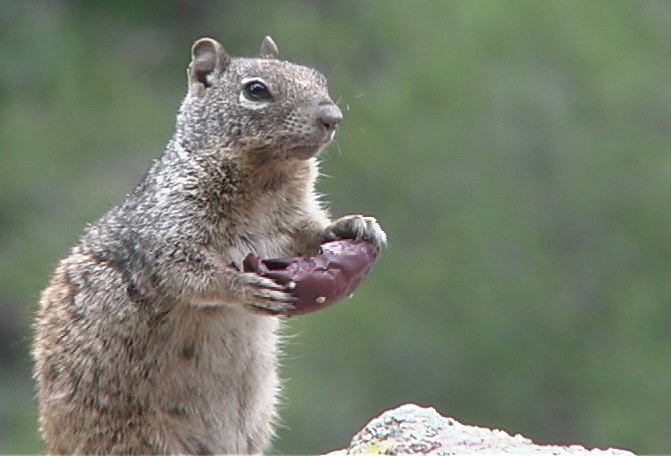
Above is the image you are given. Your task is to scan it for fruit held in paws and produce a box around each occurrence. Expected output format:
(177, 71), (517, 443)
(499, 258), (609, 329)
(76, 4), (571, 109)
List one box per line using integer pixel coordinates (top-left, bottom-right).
(243, 240), (379, 316)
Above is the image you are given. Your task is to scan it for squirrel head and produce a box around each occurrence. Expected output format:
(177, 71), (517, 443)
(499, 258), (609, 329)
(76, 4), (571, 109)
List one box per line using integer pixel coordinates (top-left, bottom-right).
(176, 36), (342, 162)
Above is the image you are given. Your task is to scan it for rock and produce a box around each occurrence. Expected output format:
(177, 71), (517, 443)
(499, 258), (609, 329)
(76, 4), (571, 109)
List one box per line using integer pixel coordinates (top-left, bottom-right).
(322, 404), (635, 455)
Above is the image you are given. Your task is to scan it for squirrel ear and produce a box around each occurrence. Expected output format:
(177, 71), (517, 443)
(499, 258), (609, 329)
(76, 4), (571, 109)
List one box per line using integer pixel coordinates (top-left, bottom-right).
(189, 38), (231, 88)
(259, 36), (279, 59)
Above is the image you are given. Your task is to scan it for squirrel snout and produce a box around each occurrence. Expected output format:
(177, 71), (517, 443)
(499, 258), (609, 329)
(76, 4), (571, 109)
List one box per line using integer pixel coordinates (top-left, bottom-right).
(317, 104), (343, 133)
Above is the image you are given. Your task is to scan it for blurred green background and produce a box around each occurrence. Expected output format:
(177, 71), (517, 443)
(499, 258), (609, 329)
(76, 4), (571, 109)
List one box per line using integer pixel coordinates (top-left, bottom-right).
(2, 0), (671, 453)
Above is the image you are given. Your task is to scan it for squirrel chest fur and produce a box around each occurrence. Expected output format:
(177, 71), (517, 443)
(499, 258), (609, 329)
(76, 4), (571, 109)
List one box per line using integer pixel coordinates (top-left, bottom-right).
(33, 36), (386, 455)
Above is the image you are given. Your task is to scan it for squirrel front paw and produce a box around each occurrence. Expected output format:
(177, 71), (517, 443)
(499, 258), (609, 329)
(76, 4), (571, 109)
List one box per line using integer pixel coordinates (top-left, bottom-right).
(232, 273), (296, 315)
(322, 215), (387, 251)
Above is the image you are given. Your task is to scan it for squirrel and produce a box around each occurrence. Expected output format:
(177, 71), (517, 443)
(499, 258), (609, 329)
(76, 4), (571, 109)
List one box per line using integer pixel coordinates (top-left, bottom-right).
(33, 36), (386, 455)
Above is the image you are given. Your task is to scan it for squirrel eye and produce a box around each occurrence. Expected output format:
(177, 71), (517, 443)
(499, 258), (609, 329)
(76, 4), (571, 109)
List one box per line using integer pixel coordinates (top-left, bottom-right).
(243, 79), (272, 101)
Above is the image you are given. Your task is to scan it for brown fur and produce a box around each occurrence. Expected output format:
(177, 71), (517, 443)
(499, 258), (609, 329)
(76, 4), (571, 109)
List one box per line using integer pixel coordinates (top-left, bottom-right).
(33, 36), (385, 454)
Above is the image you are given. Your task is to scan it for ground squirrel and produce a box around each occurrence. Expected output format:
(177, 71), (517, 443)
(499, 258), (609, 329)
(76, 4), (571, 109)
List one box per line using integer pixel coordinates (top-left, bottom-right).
(33, 36), (386, 454)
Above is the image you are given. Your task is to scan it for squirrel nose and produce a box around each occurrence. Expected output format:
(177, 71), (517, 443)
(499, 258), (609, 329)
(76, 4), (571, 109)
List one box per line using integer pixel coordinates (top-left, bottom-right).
(317, 104), (343, 133)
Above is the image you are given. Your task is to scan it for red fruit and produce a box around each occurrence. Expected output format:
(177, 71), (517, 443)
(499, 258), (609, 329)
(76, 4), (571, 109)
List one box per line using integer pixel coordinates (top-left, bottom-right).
(242, 240), (379, 316)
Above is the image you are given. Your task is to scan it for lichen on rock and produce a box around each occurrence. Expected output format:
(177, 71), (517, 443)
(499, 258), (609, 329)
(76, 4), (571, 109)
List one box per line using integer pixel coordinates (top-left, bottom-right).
(323, 404), (635, 455)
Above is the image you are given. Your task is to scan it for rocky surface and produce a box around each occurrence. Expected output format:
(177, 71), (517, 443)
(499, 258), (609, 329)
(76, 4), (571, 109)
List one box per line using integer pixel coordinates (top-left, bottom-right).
(323, 404), (635, 455)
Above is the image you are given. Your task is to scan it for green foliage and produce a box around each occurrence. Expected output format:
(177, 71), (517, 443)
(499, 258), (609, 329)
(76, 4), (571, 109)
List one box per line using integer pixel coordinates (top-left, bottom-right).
(3, 0), (671, 453)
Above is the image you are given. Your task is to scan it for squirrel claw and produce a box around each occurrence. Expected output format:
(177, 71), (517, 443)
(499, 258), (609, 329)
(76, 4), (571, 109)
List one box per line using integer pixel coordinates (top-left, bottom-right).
(323, 215), (387, 251)
(249, 302), (296, 316)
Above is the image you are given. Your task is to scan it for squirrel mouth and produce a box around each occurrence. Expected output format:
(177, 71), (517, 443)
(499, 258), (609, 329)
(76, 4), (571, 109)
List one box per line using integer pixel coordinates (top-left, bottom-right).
(286, 140), (332, 159)
(282, 129), (337, 160)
